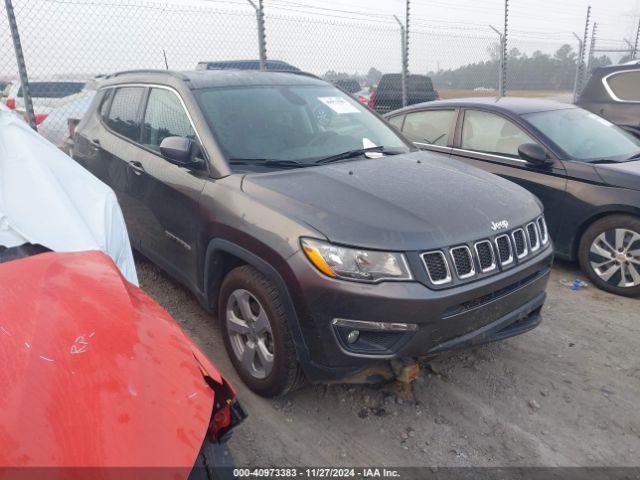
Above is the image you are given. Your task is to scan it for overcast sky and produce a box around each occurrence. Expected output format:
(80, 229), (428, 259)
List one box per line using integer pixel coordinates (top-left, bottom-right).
(2, 0), (639, 79)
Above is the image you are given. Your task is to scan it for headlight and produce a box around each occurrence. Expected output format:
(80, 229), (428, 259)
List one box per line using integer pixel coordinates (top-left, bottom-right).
(301, 238), (413, 283)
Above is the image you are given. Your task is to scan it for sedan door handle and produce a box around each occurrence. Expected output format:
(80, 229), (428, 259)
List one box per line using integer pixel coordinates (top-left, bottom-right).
(128, 161), (145, 175)
(90, 138), (100, 146)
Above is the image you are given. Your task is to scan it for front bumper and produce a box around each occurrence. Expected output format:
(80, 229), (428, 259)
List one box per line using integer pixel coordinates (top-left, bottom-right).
(287, 245), (553, 382)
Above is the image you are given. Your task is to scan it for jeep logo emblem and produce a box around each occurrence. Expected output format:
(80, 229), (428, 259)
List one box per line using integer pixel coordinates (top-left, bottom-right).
(491, 220), (509, 231)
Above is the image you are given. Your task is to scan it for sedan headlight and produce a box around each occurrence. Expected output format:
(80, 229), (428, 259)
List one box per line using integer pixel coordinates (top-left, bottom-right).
(301, 238), (413, 283)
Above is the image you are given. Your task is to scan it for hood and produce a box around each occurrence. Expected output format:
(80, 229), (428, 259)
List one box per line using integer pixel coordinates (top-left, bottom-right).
(0, 251), (219, 471)
(594, 160), (640, 191)
(242, 151), (542, 250)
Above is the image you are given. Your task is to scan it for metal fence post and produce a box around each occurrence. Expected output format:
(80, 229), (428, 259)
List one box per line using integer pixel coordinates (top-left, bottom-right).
(572, 33), (584, 103)
(247, 0), (267, 70)
(4, 0), (36, 129)
(573, 5), (591, 101)
(587, 22), (597, 72)
(393, 15), (407, 107)
(632, 18), (639, 59)
(489, 25), (504, 95)
(404, 0), (410, 107)
(501, 0), (509, 97)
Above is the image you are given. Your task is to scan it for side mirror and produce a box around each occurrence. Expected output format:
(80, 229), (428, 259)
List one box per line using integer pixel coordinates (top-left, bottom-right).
(518, 143), (552, 166)
(160, 136), (192, 165)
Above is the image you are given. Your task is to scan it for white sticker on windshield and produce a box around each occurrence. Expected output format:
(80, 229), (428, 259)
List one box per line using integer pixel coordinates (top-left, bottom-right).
(318, 96), (360, 114)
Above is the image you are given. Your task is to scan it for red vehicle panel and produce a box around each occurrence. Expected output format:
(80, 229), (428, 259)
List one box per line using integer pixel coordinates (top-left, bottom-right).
(0, 251), (222, 471)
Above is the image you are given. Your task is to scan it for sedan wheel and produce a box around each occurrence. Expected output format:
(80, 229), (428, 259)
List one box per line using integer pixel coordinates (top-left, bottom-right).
(225, 289), (275, 380)
(589, 228), (640, 288)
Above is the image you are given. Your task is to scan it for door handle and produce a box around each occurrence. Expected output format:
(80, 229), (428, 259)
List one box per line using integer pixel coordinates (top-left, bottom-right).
(90, 138), (100, 146)
(128, 161), (145, 175)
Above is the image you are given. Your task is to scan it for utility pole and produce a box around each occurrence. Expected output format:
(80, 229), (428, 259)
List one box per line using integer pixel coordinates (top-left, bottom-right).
(5, 0), (36, 129)
(247, 0), (267, 70)
(501, 0), (509, 97)
(573, 5), (591, 102)
(490, 25), (504, 96)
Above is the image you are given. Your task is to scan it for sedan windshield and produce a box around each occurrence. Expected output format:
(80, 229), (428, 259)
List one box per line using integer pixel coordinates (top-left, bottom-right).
(195, 85), (409, 171)
(524, 107), (640, 162)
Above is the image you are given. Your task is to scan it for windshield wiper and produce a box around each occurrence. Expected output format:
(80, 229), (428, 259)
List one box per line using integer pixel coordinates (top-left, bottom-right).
(229, 158), (306, 169)
(627, 151), (640, 161)
(313, 146), (403, 165)
(591, 159), (621, 164)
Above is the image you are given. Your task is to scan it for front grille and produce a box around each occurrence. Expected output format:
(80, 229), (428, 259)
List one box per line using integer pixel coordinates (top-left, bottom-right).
(495, 234), (514, 266)
(420, 216), (549, 288)
(450, 246), (475, 279)
(422, 251), (451, 284)
(537, 216), (548, 244)
(474, 240), (496, 272)
(526, 222), (540, 252)
(512, 229), (528, 258)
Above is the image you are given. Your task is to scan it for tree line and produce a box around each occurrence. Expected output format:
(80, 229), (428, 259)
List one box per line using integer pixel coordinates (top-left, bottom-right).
(323, 44), (633, 91)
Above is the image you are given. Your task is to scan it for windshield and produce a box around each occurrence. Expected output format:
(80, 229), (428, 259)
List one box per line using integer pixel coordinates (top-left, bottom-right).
(524, 108), (640, 162)
(195, 85), (409, 171)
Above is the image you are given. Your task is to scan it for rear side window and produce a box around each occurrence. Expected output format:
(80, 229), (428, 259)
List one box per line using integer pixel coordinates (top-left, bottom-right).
(99, 90), (112, 118)
(106, 87), (145, 141)
(606, 71), (640, 102)
(407, 75), (434, 92)
(461, 110), (536, 158)
(402, 110), (455, 146)
(142, 88), (195, 151)
(18, 82), (84, 98)
(378, 75), (401, 90)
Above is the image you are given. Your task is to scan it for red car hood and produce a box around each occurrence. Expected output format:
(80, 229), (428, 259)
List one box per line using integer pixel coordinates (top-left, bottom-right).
(0, 251), (220, 469)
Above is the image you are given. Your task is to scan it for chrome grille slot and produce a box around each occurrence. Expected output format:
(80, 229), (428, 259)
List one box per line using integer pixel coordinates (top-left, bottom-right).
(537, 216), (549, 244)
(495, 234), (514, 266)
(474, 240), (496, 272)
(450, 246), (475, 279)
(512, 228), (528, 259)
(526, 222), (540, 252)
(421, 251), (451, 285)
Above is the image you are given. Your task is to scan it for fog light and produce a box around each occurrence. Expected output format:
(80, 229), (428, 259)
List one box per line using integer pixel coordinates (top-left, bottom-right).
(347, 330), (360, 344)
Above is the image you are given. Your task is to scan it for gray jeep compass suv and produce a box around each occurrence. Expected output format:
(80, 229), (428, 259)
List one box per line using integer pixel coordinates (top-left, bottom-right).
(73, 69), (553, 397)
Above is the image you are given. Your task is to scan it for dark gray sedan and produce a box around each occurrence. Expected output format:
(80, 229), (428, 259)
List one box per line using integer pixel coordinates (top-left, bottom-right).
(386, 97), (640, 296)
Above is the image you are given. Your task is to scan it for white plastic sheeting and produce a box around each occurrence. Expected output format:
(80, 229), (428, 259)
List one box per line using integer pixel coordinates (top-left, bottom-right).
(0, 104), (138, 285)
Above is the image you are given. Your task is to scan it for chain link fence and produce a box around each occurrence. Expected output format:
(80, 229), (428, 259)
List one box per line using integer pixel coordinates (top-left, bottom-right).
(1, 0), (637, 146)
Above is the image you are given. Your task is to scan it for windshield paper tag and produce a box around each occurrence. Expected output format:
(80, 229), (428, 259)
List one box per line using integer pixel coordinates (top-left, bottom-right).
(319, 96), (360, 114)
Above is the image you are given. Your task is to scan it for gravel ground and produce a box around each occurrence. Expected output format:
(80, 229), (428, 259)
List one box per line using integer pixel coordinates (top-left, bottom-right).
(136, 256), (640, 467)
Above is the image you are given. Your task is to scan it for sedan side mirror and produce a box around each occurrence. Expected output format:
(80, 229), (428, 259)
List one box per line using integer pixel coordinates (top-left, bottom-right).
(518, 143), (552, 166)
(160, 136), (192, 165)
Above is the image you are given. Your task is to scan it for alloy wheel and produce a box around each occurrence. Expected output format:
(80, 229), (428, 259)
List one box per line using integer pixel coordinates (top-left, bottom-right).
(225, 289), (275, 380)
(589, 228), (640, 288)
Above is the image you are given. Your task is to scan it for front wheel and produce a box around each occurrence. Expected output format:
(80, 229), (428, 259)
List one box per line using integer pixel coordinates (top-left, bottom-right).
(578, 214), (640, 297)
(219, 266), (305, 397)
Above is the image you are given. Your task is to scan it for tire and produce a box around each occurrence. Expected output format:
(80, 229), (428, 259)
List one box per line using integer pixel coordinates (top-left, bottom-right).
(219, 265), (305, 397)
(578, 214), (640, 297)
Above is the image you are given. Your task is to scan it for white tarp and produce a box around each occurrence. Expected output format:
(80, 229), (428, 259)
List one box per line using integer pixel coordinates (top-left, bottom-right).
(0, 104), (138, 285)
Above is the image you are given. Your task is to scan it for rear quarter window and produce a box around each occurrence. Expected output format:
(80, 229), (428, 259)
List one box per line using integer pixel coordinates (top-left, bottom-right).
(606, 70), (640, 102)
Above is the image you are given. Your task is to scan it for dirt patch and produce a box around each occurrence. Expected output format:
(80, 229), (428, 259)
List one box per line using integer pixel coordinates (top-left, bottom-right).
(136, 256), (640, 467)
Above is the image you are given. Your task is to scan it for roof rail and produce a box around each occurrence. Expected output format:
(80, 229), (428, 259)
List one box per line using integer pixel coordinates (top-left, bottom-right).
(104, 69), (188, 80)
